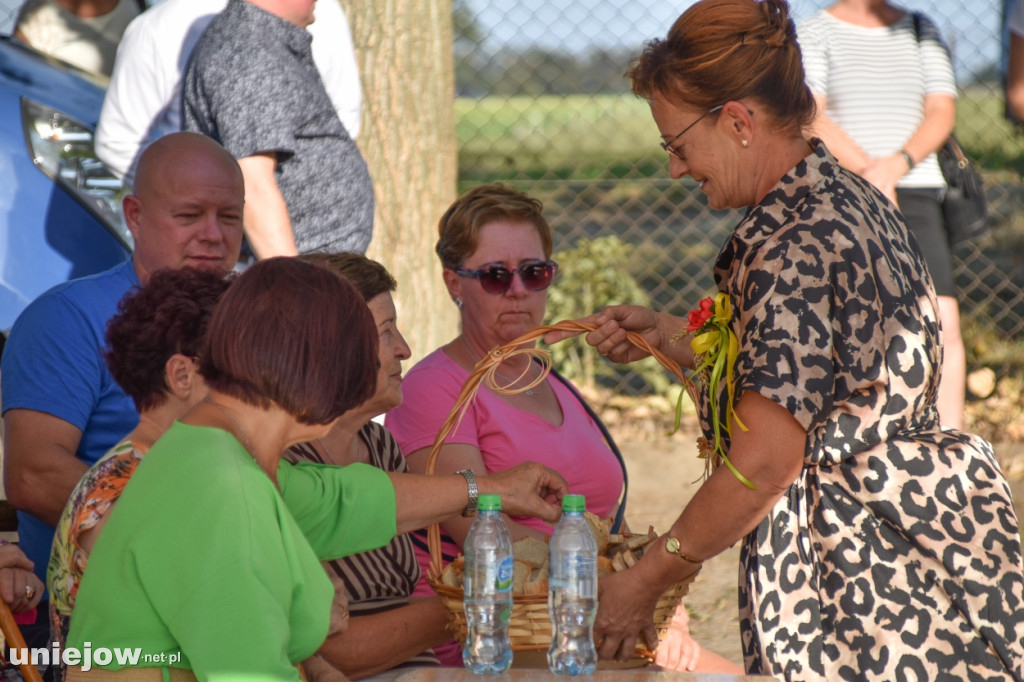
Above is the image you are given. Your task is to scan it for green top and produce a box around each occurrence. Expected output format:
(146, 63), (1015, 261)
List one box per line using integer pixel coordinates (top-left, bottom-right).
(67, 422), (397, 681)
(477, 493), (501, 511)
(562, 493), (586, 513)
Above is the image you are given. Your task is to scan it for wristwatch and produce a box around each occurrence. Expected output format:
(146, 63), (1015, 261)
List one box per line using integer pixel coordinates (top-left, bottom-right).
(665, 536), (703, 565)
(456, 469), (478, 517)
(899, 148), (915, 171)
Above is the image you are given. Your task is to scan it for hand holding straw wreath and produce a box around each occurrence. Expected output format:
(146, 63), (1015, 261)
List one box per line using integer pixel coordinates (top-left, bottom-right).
(387, 179), (745, 673)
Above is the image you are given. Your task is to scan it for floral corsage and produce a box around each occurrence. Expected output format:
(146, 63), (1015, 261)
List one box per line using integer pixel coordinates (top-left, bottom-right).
(672, 292), (753, 489)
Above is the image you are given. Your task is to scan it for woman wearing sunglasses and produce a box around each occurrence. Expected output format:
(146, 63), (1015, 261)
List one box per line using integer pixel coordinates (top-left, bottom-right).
(387, 185), (740, 673)
(385, 183), (631, 666)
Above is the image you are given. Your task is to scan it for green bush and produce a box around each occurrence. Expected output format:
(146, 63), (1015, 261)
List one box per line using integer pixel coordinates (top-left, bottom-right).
(544, 235), (671, 395)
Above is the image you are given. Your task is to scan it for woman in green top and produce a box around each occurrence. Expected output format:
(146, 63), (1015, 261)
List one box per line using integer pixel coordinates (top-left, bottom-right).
(66, 258), (568, 681)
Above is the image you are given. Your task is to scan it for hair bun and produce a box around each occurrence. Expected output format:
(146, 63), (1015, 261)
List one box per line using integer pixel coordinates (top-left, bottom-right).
(760, 0), (794, 47)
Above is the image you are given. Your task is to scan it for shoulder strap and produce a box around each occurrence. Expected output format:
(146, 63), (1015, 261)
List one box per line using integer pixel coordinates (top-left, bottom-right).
(911, 12), (921, 42)
(545, 365), (628, 534)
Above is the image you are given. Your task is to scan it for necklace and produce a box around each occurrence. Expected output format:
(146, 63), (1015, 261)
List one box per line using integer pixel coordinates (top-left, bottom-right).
(317, 435), (363, 465)
(316, 438), (336, 464)
(204, 396), (257, 462)
(461, 336), (538, 397)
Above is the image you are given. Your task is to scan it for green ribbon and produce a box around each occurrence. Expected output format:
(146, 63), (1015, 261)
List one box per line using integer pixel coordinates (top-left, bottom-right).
(681, 293), (754, 489)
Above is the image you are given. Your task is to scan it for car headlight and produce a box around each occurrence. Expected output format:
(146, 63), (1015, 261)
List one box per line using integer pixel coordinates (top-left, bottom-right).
(21, 97), (133, 249)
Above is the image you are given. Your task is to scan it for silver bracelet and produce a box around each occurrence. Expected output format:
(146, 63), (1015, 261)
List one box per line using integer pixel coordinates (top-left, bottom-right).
(455, 469), (478, 517)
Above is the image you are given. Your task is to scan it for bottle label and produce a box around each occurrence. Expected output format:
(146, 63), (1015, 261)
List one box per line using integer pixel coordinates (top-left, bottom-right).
(494, 555), (514, 593)
(550, 555), (597, 594)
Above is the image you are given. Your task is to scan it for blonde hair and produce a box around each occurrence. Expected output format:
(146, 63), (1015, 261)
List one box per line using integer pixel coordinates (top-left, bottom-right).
(435, 183), (553, 270)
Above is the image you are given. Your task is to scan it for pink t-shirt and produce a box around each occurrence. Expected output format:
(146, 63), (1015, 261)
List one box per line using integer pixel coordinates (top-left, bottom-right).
(388, 347), (624, 526)
(389, 346), (618, 536)
(386, 347), (625, 665)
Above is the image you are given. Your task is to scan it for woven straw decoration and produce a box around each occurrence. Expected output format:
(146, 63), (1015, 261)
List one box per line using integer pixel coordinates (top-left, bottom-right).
(423, 320), (701, 654)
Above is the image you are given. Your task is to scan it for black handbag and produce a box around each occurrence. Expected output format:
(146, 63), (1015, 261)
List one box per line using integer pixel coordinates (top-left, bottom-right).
(937, 135), (989, 244)
(911, 14), (989, 245)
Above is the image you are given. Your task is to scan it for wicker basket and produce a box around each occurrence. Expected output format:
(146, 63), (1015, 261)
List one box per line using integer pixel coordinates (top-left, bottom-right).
(430, 559), (693, 652)
(422, 321), (701, 656)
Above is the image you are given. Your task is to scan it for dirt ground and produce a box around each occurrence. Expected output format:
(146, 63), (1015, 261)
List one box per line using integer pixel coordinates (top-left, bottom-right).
(618, 417), (1024, 670)
(618, 423), (746, 667)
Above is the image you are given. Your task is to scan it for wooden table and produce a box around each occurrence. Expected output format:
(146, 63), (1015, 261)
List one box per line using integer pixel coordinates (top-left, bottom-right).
(394, 667), (775, 681)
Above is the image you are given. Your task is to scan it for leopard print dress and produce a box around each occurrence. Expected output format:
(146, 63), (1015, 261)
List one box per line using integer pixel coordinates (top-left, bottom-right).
(704, 141), (1024, 680)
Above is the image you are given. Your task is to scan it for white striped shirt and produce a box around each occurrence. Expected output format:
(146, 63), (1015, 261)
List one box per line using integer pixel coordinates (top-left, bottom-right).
(797, 10), (956, 188)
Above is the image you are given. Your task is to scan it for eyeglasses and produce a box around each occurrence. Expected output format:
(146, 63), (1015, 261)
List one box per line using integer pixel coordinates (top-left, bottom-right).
(454, 260), (558, 295)
(660, 104), (724, 159)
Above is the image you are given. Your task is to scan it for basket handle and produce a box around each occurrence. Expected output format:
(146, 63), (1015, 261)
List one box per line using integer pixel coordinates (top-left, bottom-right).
(0, 599), (44, 682)
(424, 319), (700, 580)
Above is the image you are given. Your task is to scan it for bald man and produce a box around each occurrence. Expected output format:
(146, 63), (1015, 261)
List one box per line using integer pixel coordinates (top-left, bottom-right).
(0, 132), (244, 648)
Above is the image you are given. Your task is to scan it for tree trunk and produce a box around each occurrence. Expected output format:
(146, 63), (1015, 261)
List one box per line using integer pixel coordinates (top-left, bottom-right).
(340, 0), (459, 363)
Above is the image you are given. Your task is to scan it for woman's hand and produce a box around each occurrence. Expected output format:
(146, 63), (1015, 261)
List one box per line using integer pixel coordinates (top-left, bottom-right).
(315, 596), (451, 677)
(654, 601), (701, 672)
(593, 569), (661, 661)
(480, 462), (567, 524)
(323, 563), (350, 638)
(300, 654), (352, 682)
(545, 305), (688, 366)
(0, 543), (43, 614)
(861, 155), (905, 205)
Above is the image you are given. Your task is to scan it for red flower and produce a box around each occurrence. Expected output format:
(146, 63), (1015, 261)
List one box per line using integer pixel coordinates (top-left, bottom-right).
(687, 297), (715, 331)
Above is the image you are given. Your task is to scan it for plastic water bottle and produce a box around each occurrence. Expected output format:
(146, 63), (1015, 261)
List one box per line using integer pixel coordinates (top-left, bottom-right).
(547, 493), (598, 675)
(462, 493), (514, 673)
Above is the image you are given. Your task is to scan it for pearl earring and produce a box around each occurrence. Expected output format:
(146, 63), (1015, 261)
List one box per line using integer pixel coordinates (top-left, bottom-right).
(741, 139), (748, 148)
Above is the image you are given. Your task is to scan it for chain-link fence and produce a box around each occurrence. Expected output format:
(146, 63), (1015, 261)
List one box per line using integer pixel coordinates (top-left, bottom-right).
(0, 1), (14, 31)
(456, 0), (1024, 399)
(2, 0), (1019, 397)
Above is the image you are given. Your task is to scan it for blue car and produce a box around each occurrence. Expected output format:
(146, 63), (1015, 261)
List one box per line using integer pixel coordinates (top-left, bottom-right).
(0, 34), (132, 351)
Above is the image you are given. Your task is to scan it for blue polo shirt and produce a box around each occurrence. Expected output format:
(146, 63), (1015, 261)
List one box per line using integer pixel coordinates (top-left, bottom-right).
(1, 259), (141, 589)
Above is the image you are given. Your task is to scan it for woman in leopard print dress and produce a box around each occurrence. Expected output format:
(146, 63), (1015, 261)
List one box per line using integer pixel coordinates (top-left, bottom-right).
(550, 0), (1024, 679)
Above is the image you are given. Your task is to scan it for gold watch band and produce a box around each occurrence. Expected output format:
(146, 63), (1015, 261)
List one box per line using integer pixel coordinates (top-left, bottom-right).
(665, 536), (704, 565)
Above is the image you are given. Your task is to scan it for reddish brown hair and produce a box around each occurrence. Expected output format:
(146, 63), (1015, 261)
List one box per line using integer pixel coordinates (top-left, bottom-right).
(628, 0), (815, 132)
(200, 257), (378, 424)
(435, 183), (553, 271)
(105, 267), (231, 412)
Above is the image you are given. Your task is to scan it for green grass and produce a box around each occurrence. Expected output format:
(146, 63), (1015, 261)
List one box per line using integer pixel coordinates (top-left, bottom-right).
(456, 95), (663, 182)
(955, 86), (1024, 177)
(457, 88), (1024, 181)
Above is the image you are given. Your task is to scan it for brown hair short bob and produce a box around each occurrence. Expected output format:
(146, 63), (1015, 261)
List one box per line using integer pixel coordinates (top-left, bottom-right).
(300, 252), (397, 303)
(105, 267), (231, 412)
(435, 183), (553, 271)
(200, 257), (378, 425)
(628, 0), (815, 133)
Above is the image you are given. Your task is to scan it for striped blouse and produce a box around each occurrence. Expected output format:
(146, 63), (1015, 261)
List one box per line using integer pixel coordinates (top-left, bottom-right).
(286, 422), (439, 668)
(797, 9), (957, 189)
